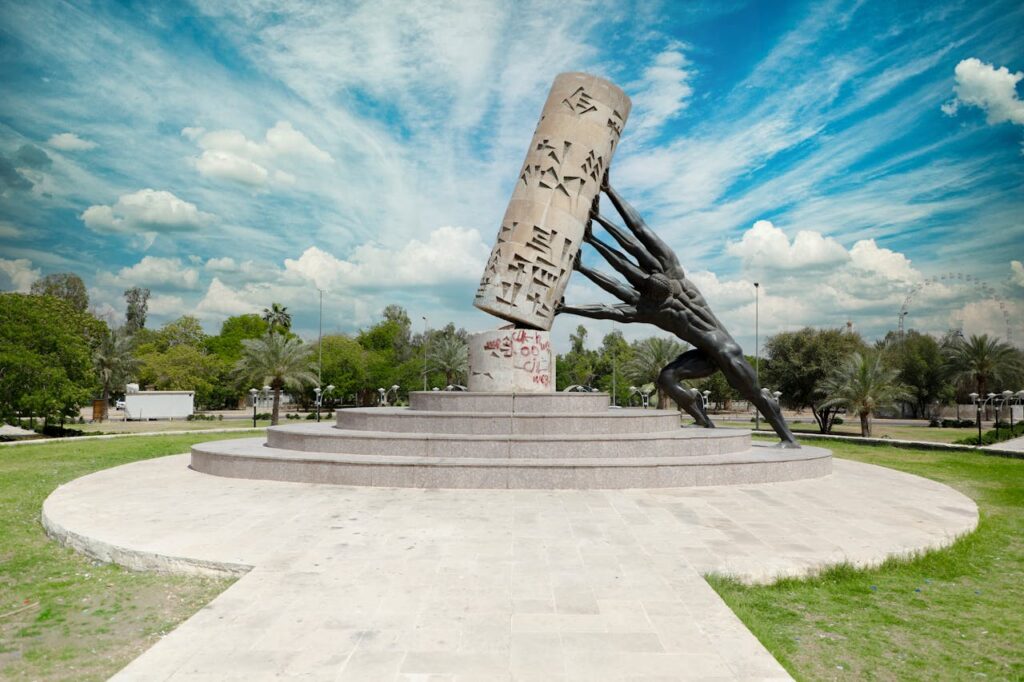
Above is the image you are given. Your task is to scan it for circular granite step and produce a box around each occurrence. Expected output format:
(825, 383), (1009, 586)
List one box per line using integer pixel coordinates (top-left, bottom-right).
(267, 423), (749, 459)
(409, 391), (611, 413)
(336, 407), (683, 435)
(191, 437), (831, 489)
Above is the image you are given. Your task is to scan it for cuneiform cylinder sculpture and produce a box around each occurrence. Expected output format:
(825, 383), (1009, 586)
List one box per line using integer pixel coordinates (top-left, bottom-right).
(468, 329), (554, 393)
(474, 72), (631, 330)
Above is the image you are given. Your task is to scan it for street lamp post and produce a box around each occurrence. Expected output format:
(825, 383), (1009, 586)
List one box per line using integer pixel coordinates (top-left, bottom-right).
(249, 388), (258, 428)
(754, 282), (760, 432)
(378, 385), (400, 407)
(314, 384), (335, 423)
(317, 288), (324, 387)
(969, 392), (996, 446)
(701, 390), (711, 412)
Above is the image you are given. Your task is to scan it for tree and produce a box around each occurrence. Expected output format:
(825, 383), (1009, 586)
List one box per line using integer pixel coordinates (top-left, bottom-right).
(0, 293), (105, 424)
(30, 272), (88, 312)
(93, 328), (137, 421)
(821, 351), (910, 437)
(944, 333), (1022, 398)
(570, 325), (588, 354)
(316, 334), (369, 405)
(262, 303), (291, 334)
(594, 329), (634, 406)
(382, 304), (413, 361)
(124, 287), (150, 333)
(428, 334), (469, 386)
(235, 333), (317, 424)
(206, 315), (269, 362)
(625, 336), (686, 409)
(881, 330), (951, 418)
(762, 327), (867, 433)
(137, 344), (222, 409)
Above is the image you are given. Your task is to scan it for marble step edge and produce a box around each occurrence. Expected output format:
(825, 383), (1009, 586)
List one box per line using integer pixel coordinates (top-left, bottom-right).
(191, 438), (832, 489)
(408, 392), (611, 413)
(336, 409), (684, 434)
(274, 424), (746, 442)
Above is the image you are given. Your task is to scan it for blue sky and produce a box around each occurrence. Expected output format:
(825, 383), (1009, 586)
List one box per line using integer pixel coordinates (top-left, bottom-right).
(1, 0), (1022, 354)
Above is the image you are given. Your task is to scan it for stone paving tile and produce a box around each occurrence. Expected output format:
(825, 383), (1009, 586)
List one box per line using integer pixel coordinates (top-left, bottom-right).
(42, 455), (978, 681)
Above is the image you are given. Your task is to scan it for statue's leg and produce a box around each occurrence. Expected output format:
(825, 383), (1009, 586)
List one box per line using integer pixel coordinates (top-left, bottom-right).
(715, 345), (799, 448)
(657, 350), (717, 427)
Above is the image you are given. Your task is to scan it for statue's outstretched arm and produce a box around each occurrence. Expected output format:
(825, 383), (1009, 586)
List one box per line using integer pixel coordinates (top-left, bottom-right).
(584, 232), (647, 290)
(604, 183), (679, 271)
(557, 302), (637, 322)
(576, 258), (639, 304)
(591, 213), (661, 273)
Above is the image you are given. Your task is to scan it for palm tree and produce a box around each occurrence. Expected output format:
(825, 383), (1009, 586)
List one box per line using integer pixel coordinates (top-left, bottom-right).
(625, 337), (686, 409)
(93, 328), (137, 421)
(262, 303), (291, 334)
(944, 333), (1021, 398)
(429, 335), (469, 387)
(235, 333), (317, 424)
(820, 351), (909, 437)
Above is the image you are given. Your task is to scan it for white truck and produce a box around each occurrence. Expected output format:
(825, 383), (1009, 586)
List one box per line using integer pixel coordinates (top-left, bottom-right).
(124, 388), (195, 420)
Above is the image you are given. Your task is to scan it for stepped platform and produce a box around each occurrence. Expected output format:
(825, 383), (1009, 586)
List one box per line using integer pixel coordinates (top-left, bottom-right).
(191, 392), (831, 489)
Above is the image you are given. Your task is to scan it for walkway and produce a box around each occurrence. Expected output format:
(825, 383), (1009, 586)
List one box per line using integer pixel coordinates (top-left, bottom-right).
(43, 455), (978, 681)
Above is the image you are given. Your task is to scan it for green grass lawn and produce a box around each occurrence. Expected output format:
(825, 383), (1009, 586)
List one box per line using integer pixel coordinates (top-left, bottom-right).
(76, 419), (271, 434)
(710, 438), (1024, 681)
(0, 433), (258, 681)
(716, 419), (974, 444)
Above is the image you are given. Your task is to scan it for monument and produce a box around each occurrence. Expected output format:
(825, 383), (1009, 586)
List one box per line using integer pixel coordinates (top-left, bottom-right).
(191, 72), (826, 488)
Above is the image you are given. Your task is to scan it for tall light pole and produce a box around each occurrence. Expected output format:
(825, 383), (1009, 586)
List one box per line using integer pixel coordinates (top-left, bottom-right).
(754, 282), (760, 432)
(611, 321), (618, 407)
(422, 316), (429, 391)
(317, 289), (324, 387)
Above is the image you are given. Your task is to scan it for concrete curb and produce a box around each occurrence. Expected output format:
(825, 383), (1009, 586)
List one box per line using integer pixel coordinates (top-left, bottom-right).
(41, 482), (251, 577)
(752, 430), (1024, 459)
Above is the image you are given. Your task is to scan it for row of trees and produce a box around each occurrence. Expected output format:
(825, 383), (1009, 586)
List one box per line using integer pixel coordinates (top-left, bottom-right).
(3, 271), (1021, 435)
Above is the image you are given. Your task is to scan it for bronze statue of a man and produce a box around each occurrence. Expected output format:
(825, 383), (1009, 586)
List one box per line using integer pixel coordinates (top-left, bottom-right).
(557, 178), (799, 448)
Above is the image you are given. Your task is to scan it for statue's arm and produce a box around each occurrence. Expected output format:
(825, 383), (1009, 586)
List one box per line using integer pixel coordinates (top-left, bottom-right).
(604, 183), (680, 271)
(584, 231), (647, 290)
(576, 258), (639, 304)
(591, 213), (661, 273)
(557, 302), (638, 322)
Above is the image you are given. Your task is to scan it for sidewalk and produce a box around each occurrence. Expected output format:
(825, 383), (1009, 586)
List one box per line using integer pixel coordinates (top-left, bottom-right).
(984, 434), (1024, 453)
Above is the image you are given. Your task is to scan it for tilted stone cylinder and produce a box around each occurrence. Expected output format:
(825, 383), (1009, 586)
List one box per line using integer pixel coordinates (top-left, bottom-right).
(474, 72), (631, 330)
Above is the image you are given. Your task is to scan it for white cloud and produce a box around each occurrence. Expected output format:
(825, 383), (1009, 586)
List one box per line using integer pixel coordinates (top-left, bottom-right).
(0, 220), (22, 238)
(147, 293), (187, 315)
(80, 189), (214, 234)
(47, 132), (98, 151)
(847, 239), (917, 282)
(629, 47), (694, 135)
(0, 257), (41, 292)
(204, 256), (236, 271)
(725, 220), (849, 270)
(195, 277), (262, 317)
(284, 225), (489, 290)
(185, 120), (331, 187)
(97, 256), (200, 289)
(1012, 260), (1024, 287)
(943, 58), (1024, 126)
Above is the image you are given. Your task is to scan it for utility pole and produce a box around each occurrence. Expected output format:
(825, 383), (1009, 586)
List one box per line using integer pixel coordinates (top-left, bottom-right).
(754, 282), (760, 432)
(317, 289), (324, 387)
(611, 321), (617, 406)
(422, 316), (429, 391)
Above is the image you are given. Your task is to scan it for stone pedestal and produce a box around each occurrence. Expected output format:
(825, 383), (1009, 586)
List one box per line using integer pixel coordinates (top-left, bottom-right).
(467, 328), (554, 393)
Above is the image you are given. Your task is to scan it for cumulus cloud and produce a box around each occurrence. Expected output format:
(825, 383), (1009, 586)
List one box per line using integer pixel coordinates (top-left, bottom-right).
(47, 132), (98, 151)
(0, 220), (22, 238)
(942, 58), (1024, 126)
(185, 121), (331, 187)
(725, 220), (849, 270)
(147, 293), (187, 315)
(847, 239), (917, 282)
(97, 256), (200, 289)
(204, 256), (237, 271)
(195, 277), (262, 317)
(283, 225), (489, 290)
(1012, 260), (1024, 287)
(0, 257), (41, 292)
(80, 189), (214, 234)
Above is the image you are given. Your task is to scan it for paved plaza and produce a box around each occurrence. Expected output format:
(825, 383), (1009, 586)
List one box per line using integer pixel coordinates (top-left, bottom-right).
(43, 455), (977, 681)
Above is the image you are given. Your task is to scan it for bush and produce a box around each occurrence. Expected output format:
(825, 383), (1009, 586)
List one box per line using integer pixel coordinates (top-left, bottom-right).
(954, 421), (1024, 446)
(186, 413), (218, 421)
(254, 412), (271, 420)
(36, 424), (84, 438)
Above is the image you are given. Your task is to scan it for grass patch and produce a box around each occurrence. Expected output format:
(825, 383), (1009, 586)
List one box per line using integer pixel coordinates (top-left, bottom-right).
(76, 419), (270, 434)
(0, 432), (258, 681)
(708, 438), (1024, 681)
(717, 419), (974, 444)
